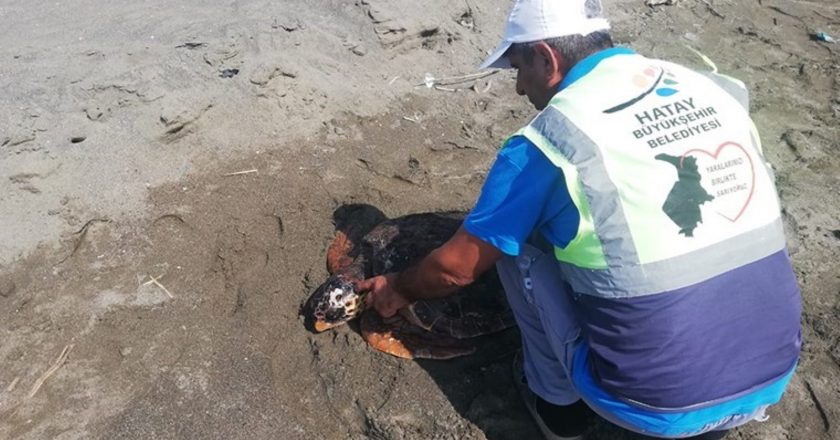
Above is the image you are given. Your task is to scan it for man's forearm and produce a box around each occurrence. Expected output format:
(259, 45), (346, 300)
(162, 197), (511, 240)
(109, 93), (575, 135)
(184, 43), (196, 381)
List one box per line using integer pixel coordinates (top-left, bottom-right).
(391, 227), (503, 302)
(393, 248), (472, 301)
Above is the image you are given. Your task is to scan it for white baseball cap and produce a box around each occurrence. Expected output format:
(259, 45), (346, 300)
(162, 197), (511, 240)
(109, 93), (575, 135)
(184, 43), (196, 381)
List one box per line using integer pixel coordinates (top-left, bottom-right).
(479, 0), (611, 69)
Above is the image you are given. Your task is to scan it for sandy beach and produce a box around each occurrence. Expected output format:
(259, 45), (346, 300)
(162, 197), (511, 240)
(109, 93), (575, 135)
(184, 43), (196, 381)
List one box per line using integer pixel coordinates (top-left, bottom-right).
(1, 1), (838, 439)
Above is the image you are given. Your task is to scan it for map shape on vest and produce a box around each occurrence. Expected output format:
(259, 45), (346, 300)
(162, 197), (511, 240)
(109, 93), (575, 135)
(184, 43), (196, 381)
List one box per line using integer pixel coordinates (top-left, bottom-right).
(655, 153), (715, 237)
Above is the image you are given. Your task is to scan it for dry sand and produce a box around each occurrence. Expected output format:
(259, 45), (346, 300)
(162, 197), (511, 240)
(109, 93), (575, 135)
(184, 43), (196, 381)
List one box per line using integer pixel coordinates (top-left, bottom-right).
(1, 1), (838, 439)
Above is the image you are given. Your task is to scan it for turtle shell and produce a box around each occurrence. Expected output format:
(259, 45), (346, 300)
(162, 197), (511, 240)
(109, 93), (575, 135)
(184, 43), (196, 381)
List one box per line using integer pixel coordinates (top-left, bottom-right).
(361, 212), (464, 276)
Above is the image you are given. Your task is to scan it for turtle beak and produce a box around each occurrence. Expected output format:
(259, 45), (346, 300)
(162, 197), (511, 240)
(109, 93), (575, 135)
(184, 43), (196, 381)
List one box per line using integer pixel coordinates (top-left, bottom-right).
(313, 320), (334, 333)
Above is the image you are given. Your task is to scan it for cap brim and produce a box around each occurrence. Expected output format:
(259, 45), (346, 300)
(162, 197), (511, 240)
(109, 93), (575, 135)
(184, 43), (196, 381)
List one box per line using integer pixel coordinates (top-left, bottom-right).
(479, 40), (513, 70)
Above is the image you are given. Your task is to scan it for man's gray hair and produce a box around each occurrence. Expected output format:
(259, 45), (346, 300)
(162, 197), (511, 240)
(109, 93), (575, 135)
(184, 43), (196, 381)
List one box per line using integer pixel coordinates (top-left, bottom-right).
(584, 0), (605, 18)
(507, 32), (613, 69)
(506, 0), (613, 69)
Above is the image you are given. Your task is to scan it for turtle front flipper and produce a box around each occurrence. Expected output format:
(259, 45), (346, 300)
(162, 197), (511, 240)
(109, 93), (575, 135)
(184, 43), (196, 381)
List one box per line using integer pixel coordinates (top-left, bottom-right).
(326, 204), (388, 274)
(326, 230), (356, 274)
(400, 269), (515, 339)
(360, 311), (478, 360)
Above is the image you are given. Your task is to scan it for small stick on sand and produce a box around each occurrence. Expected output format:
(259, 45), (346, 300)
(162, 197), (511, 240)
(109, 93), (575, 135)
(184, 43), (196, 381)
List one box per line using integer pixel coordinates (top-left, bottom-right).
(416, 70), (498, 87)
(402, 115), (420, 123)
(143, 275), (175, 298)
(6, 377), (20, 392)
(223, 169), (258, 177)
(28, 345), (74, 398)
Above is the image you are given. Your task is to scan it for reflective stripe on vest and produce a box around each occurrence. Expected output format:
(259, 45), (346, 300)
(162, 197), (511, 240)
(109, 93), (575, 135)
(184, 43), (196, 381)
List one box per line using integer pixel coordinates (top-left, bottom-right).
(517, 54), (787, 298)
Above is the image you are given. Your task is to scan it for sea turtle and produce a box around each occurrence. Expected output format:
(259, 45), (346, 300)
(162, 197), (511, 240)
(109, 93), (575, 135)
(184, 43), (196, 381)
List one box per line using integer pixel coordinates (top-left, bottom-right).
(302, 205), (515, 360)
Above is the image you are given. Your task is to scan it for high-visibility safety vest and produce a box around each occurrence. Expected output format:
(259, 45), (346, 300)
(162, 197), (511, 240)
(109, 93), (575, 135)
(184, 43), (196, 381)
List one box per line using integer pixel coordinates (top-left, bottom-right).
(515, 53), (801, 409)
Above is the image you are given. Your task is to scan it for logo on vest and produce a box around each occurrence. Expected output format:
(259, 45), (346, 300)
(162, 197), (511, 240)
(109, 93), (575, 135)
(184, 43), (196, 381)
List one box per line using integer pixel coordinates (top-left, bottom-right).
(601, 67), (724, 148)
(603, 66), (680, 114)
(656, 141), (755, 237)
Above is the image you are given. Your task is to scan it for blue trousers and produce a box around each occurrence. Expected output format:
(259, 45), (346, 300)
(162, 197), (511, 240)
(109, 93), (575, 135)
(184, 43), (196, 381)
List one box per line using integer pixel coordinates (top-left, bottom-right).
(496, 244), (769, 438)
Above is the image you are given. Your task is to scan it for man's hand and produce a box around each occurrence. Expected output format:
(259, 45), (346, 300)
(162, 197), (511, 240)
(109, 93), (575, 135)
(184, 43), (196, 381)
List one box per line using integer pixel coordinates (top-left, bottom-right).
(356, 273), (411, 318)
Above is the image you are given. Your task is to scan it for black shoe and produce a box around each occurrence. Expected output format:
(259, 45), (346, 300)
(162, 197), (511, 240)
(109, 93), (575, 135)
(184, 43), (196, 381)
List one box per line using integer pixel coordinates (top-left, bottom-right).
(513, 350), (588, 440)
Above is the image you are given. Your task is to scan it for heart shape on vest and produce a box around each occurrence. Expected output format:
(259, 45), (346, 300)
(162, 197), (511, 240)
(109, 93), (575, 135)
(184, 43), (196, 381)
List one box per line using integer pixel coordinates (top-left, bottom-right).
(682, 141), (756, 222)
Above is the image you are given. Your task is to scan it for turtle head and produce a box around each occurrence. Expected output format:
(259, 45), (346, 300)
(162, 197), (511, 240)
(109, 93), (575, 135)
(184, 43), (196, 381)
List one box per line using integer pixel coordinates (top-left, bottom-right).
(303, 273), (366, 333)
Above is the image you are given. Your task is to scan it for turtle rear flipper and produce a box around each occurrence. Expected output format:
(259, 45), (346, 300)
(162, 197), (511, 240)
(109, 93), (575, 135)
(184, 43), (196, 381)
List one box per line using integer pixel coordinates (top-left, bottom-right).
(360, 312), (477, 360)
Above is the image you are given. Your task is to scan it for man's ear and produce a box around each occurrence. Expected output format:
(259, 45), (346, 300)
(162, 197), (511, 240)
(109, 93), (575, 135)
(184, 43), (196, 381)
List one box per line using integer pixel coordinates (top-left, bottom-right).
(532, 41), (566, 85)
